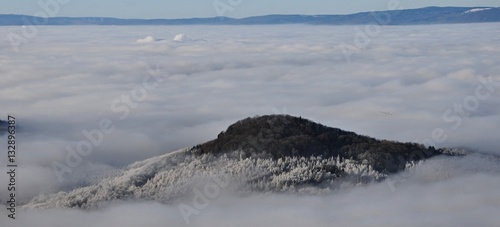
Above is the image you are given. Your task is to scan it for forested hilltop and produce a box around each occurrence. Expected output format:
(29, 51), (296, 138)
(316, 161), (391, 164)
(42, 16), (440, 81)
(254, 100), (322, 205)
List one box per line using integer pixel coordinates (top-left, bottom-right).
(26, 115), (453, 209)
(195, 115), (442, 173)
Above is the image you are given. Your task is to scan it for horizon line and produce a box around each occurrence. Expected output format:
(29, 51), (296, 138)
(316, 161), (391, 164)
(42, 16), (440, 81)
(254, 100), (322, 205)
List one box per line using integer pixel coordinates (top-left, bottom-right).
(0, 6), (496, 20)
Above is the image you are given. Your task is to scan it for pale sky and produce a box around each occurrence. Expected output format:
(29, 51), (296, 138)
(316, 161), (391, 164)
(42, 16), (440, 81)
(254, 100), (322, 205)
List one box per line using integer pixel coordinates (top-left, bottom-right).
(1, 0), (500, 19)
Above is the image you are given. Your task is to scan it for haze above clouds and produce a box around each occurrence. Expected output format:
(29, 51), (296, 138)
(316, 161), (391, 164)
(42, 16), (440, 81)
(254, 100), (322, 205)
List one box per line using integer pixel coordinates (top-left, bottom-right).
(3, 0), (500, 18)
(0, 23), (499, 225)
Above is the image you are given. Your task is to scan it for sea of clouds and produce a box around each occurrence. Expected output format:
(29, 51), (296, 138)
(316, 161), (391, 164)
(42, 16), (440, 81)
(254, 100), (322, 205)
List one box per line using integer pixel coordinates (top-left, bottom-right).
(3, 154), (500, 226)
(0, 23), (499, 226)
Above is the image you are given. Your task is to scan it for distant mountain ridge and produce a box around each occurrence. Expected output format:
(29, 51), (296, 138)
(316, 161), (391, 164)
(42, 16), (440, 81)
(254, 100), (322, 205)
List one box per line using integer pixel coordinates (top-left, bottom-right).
(1, 7), (500, 26)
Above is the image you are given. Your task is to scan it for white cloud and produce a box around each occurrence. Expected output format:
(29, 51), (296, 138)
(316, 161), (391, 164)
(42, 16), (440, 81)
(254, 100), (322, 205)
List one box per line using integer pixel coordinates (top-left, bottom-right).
(173, 33), (187, 42)
(0, 23), (499, 208)
(3, 154), (500, 227)
(136, 36), (159, 43)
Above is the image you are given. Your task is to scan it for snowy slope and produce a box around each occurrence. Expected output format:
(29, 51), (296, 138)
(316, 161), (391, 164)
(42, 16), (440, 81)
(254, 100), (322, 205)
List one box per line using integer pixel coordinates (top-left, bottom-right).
(24, 115), (448, 209)
(464, 8), (493, 14)
(25, 148), (397, 209)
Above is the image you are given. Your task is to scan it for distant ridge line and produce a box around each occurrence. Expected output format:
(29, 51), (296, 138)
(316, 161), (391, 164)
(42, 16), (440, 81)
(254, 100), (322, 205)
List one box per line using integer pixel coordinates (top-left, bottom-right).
(1, 6), (499, 26)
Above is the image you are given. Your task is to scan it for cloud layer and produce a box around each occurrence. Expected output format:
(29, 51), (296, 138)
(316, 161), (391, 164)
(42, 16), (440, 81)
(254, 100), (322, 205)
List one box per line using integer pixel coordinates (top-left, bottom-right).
(2, 154), (500, 227)
(0, 23), (499, 207)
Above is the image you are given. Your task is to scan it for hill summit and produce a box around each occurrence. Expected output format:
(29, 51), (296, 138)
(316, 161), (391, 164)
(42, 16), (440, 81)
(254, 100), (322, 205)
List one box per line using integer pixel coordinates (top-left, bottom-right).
(25, 115), (446, 209)
(195, 115), (441, 173)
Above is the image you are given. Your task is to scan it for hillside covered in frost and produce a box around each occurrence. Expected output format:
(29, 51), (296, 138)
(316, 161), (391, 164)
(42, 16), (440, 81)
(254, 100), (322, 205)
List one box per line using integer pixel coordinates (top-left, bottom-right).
(25, 115), (446, 209)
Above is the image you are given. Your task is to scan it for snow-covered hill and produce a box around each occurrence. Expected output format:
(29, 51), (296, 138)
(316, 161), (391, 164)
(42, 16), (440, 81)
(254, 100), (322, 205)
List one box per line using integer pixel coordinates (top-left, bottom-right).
(464, 8), (493, 14)
(25, 148), (397, 209)
(24, 115), (448, 209)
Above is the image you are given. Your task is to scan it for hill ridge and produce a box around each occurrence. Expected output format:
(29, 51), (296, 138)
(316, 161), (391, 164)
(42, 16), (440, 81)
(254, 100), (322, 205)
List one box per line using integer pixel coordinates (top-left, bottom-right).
(193, 115), (441, 173)
(23, 115), (447, 209)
